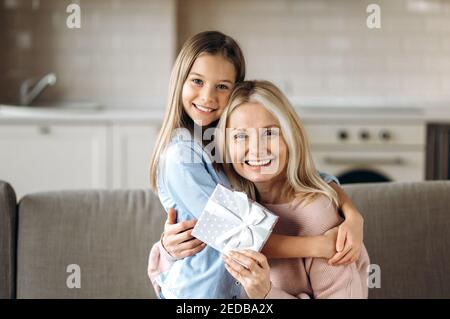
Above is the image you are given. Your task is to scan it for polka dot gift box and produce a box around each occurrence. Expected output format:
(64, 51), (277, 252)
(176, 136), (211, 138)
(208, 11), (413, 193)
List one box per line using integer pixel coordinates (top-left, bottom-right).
(192, 184), (279, 254)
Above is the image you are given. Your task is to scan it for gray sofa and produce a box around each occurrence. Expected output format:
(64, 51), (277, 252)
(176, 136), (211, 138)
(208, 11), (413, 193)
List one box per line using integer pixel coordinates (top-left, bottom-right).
(1, 180), (450, 299)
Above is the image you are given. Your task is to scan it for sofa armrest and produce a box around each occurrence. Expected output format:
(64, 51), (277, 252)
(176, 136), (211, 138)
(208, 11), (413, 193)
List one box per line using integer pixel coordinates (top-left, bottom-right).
(0, 180), (17, 299)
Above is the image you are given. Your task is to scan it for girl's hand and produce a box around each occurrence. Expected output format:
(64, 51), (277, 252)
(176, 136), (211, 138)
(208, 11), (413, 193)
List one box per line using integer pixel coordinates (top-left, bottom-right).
(319, 226), (339, 259)
(328, 212), (364, 266)
(161, 208), (206, 259)
(222, 250), (271, 299)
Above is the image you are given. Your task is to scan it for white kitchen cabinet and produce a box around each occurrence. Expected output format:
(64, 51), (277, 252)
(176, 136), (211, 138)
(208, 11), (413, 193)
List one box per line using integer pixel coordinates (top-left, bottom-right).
(0, 120), (162, 198)
(111, 124), (160, 190)
(0, 124), (108, 199)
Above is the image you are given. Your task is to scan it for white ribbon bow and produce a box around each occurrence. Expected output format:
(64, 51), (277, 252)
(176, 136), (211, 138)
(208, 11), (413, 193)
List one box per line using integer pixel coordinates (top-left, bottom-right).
(208, 191), (266, 251)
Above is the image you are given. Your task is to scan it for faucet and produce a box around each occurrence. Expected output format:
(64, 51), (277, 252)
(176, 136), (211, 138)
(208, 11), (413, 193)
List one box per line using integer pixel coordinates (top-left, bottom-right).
(20, 73), (57, 106)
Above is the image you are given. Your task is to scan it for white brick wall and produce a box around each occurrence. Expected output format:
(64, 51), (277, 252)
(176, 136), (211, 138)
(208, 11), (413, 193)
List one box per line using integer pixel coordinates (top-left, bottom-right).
(179, 0), (450, 103)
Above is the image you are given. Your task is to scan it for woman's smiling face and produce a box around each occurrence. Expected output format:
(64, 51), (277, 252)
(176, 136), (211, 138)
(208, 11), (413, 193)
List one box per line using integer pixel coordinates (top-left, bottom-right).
(182, 54), (236, 126)
(227, 102), (288, 184)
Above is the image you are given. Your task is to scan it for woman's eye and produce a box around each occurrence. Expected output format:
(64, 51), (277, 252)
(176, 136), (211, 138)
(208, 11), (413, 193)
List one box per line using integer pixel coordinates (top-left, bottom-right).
(192, 79), (203, 85)
(217, 84), (229, 90)
(233, 133), (247, 140)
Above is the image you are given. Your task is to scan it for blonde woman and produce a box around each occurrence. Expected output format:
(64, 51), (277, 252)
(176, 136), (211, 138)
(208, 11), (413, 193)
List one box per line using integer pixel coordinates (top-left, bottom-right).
(217, 80), (370, 298)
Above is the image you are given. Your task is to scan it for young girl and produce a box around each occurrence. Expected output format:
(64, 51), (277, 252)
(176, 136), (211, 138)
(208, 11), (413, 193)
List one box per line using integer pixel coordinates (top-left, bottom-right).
(218, 80), (370, 298)
(148, 31), (364, 299)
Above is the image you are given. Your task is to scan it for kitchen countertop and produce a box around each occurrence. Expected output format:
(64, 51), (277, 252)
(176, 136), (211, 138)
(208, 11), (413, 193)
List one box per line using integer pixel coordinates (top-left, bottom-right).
(0, 108), (165, 124)
(298, 106), (450, 124)
(1, 104), (450, 125)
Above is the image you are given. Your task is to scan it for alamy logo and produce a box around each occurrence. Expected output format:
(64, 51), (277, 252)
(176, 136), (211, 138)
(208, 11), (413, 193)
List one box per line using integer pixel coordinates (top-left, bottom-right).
(368, 264), (381, 289)
(66, 264), (81, 289)
(366, 4), (381, 29)
(66, 3), (81, 29)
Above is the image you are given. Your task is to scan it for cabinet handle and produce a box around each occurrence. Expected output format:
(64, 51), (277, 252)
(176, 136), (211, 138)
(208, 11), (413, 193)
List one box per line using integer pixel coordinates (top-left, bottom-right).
(324, 156), (405, 166)
(39, 126), (51, 135)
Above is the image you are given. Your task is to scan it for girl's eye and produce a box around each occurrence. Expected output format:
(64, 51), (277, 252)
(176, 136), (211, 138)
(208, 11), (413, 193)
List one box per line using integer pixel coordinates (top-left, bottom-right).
(217, 84), (229, 90)
(192, 79), (203, 86)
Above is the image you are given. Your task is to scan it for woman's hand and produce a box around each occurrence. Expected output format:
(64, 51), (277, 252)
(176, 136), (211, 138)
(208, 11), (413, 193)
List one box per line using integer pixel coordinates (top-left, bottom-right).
(222, 250), (271, 299)
(161, 208), (206, 259)
(328, 212), (364, 266)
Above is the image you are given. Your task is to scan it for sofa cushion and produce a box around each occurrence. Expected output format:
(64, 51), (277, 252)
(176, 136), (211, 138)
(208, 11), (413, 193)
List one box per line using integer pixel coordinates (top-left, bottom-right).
(16, 189), (166, 299)
(0, 180), (17, 299)
(343, 181), (450, 299)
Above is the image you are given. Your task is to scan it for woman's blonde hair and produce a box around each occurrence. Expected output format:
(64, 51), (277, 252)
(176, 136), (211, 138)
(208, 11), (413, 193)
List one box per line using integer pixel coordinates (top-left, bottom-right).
(217, 80), (339, 208)
(149, 31), (246, 192)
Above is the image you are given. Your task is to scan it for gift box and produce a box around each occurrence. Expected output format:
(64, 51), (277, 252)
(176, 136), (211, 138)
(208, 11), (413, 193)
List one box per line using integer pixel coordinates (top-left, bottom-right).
(192, 184), (279, 254)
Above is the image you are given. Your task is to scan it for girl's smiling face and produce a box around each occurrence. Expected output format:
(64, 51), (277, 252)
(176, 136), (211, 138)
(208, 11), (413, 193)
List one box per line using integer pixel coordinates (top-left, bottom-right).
(227, 102), (288, 184)
(182, 54), (236, 126)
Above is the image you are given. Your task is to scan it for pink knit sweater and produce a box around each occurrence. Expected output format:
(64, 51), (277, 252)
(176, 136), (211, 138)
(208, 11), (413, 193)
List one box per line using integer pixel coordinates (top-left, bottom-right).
(264, 196), (369, 299)
(148, 195), (370, 299)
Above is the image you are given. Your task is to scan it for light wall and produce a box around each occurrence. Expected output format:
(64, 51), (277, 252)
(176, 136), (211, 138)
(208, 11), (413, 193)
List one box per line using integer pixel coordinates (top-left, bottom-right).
(0, 0), (175, 108)
(1, 0), (449, 109)
(179, 0), (450, 103)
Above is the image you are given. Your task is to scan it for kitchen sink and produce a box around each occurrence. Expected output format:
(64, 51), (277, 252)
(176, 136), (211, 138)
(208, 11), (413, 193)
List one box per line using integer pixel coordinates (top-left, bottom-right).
(0, 102), (102, 116)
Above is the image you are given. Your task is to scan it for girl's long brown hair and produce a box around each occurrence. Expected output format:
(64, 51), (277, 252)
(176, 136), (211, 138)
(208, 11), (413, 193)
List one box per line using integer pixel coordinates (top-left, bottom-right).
(149, 31), (246, 192)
